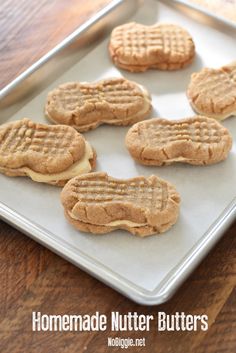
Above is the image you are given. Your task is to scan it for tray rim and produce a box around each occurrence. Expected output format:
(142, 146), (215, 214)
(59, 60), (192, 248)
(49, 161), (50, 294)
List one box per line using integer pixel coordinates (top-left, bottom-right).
(167, 0), (236, 30)
(0, 198), (235, 305)
(0, 0), (236, 305)
(0, 0), (131, 100)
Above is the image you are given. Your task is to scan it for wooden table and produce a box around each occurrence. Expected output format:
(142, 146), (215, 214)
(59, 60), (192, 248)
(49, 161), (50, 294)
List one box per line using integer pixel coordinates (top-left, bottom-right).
(0, 1), (235, 352)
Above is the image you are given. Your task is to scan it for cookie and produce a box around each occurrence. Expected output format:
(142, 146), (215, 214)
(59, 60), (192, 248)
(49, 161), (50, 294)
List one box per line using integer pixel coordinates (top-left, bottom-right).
(187, 62), (236, 120)
(126, 116), (232, 166)
(0, 118), (96, 186)
(61, 172), (180, 237)
(45, 77), (152, 132)
(109, 22), (195, 72)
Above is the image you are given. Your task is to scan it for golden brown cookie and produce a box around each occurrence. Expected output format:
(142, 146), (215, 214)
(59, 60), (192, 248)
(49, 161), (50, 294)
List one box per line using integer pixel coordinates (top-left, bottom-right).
(61, 172), (180, 237)
(45, 77), (151, 132)
(109, 22), (195, 72)
(126, 116), (232, 166)
(187, 62), (236, 120)
(0, 118), (96, 185)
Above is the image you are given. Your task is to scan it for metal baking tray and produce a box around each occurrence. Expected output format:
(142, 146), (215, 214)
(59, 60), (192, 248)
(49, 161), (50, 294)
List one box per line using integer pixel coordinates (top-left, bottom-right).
(166, 0), (236, 30)
(0, 0), (235, 305)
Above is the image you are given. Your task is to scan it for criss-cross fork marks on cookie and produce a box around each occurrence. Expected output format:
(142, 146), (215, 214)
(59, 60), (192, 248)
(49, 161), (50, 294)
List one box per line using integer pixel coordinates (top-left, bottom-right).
(45, 78), (151, 131)
(187, 63), (236, 120)
(70, 179), (168, 212)
(109, 22), (195, 71)
(140, 120), (224, 146)
(126, 116), (232, 166)
(58, 80), (145, 111)
(0, 118), (85, 175)
(0, 119), (77, 155)
(114, 25), (190, 57)
(61, 173), (180, 236)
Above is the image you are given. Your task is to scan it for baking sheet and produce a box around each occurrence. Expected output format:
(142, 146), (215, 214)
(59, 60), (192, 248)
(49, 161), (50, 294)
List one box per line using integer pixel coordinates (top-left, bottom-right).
(0, 0), (236, 305)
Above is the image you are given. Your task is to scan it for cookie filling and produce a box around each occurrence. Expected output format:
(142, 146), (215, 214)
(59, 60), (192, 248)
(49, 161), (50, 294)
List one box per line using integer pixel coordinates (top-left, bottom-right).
(68, 211), (147, 228)
(5, 142), (93, 183)
(101, 220), (146, 227)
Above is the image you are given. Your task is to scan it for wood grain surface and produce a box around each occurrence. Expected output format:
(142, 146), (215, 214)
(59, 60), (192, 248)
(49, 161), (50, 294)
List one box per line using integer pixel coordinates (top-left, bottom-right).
(0, 1), (235, 352)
